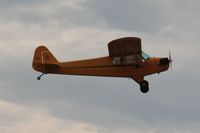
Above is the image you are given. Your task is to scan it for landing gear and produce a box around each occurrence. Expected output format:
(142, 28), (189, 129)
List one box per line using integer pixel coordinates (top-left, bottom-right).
(37, 73), (45, 80)
(140, 80), (149, 93)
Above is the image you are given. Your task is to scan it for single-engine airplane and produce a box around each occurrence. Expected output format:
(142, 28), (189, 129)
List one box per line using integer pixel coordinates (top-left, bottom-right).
(32, 37), (172, 93)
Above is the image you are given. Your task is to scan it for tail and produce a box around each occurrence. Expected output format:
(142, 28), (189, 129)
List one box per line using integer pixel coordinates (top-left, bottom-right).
(32, 46), (59, 73)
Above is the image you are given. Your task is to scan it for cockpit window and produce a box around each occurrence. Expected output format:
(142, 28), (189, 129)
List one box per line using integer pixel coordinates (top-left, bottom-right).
(142, 52), (151, 60)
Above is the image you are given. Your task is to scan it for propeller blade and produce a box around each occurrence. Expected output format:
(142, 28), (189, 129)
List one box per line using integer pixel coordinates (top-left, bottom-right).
(169, 50), (173, 70)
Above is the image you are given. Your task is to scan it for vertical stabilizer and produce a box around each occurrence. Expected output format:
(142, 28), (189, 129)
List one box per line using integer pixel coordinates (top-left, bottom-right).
(32, 46), (59, 72)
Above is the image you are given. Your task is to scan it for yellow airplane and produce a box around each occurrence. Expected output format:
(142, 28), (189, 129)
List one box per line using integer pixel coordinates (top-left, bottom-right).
(32, 37), (172, 93)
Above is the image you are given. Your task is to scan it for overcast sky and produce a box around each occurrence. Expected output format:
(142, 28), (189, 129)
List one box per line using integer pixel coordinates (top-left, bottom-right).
(0, 0), (200, 133)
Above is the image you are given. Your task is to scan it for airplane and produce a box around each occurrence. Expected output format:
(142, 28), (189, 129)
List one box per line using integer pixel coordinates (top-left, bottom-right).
(32, 37), (172, 93)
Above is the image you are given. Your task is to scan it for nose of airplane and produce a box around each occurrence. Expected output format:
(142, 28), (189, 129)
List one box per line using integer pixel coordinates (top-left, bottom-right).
(159, 58), (170, 65)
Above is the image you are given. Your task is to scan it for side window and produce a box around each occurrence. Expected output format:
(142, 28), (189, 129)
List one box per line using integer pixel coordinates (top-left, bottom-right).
(112, 54), (144, 65)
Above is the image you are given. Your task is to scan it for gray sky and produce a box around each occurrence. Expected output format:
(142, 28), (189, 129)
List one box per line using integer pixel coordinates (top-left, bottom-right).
(0, 0), (200, 133)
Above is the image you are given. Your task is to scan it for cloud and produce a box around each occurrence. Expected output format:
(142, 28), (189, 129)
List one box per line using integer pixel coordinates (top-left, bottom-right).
(0, 0), (97, 28)
(0, 99), (98, 133)
(83, 0), (172, 33)
(0, 98), (163, 133)
(1, 99), (199, 133)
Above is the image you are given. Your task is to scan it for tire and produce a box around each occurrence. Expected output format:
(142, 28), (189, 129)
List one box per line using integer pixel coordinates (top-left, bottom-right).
(140, 80), (149, 93)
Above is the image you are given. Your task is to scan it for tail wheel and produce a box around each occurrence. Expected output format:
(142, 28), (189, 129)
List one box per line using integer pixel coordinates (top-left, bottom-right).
(140, 80), (149, 93)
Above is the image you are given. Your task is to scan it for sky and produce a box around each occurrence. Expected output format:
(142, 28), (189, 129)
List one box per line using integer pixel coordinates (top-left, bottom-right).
(0, 0), (200, 133)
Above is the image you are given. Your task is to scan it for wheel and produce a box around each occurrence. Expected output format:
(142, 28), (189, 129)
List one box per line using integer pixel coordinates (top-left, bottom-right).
(37, 73), (45, 80)
(37, 77), (41, 80)
(140, 80), (149, 93)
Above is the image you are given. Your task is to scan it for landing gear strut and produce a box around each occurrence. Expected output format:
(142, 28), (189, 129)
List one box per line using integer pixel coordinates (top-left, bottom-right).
(140, 80), (149, 93)
(37, 73), (45, 80)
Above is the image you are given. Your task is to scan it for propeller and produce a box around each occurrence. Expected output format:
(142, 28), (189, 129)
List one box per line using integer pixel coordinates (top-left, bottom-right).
(169, 50), (173, 70)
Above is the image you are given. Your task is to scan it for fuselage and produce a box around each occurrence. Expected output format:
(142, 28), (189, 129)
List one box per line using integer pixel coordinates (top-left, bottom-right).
(42, 56), (169, 80)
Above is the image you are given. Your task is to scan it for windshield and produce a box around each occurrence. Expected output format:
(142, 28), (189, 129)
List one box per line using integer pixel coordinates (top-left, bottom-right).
(142, 52), (151, 60)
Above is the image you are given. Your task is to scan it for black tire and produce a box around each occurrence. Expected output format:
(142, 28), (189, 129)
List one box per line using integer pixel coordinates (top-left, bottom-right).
(140, 80), (149, 93)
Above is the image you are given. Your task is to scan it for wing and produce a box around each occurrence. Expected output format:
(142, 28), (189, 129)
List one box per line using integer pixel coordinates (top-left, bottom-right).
(108, 37), (143, 65)
(108, 37), (142, 57)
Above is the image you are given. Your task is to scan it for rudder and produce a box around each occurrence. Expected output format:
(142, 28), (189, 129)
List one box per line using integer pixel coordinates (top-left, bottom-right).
(32, 46), (59, 72)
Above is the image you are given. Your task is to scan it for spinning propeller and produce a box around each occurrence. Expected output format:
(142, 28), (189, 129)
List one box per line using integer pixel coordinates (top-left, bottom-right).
(169, 50), (173, 70)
